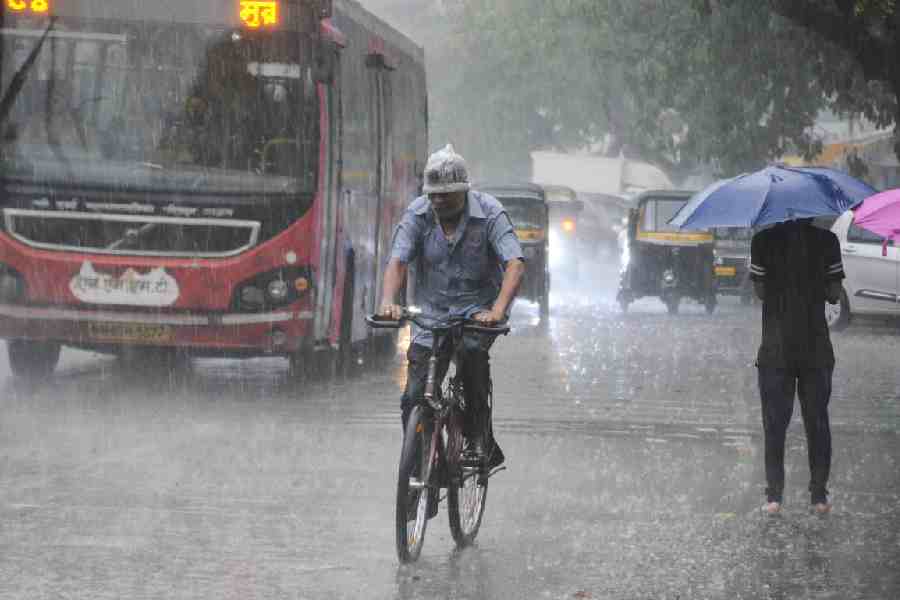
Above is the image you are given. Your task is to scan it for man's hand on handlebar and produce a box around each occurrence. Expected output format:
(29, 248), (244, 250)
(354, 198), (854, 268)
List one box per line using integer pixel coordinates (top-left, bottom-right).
(378, 302), (405, 321)
(473, 308), (505, 325)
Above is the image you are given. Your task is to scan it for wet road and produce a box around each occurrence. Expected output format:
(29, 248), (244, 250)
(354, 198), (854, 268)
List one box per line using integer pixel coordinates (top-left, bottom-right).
(1, 283), (899, 599)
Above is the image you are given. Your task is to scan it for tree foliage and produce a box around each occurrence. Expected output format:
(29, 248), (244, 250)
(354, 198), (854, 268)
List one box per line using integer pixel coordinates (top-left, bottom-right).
(766, 0), (900, 156)
(424, 0), (900, 181)
(367, 0), (899, 181)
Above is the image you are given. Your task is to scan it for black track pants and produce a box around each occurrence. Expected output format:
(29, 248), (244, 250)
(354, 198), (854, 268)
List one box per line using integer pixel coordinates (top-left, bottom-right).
(758, 366), (833, 504)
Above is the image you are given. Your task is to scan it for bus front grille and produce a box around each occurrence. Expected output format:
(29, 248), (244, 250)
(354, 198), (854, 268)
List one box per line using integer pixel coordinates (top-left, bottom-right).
(3, 209), (261, 258)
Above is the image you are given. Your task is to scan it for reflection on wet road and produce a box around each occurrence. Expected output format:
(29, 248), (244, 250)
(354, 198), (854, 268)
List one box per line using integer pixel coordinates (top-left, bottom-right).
(0, 289), (898, 598)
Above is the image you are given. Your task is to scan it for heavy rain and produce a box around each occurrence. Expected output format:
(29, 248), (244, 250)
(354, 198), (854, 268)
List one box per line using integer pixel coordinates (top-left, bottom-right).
(1, 1), (899, 599)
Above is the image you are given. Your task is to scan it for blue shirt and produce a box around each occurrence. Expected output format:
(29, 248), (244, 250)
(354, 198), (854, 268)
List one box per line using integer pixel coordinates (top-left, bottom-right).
(390, 190), (524, 346)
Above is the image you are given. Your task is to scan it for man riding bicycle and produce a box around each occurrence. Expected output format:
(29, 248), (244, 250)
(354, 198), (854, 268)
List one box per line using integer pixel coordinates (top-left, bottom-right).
(378, 144), (525, 468)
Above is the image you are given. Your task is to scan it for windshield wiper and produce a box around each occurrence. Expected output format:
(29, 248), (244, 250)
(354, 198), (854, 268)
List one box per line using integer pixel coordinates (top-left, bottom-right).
(0, 18), (57, 128)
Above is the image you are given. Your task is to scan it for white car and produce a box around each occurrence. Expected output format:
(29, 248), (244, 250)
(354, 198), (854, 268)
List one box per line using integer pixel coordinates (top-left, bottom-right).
(827, 211), (900, 329)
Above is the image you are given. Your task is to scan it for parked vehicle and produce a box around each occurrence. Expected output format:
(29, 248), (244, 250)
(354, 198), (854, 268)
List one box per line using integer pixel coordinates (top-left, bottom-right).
(826, 211), (899, 330)
(713, 227), (753, 304)
(542, 185), (583, 289)
(0, 0), (428, 377)
(479, 184), (551, 319)
(617, 190), (716, 314)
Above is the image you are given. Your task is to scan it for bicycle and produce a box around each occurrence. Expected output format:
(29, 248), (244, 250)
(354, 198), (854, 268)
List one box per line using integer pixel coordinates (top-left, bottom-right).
(366, 307), (509, 563)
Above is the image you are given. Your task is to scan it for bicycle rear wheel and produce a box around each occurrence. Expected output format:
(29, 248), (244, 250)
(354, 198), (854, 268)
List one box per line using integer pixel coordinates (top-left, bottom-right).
(396, 405), (433, 563)
(446, 411), (488, 547)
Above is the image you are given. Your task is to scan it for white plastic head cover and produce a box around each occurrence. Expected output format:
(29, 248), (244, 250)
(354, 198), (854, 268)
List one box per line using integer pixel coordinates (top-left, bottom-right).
(422, 144), (470, 194)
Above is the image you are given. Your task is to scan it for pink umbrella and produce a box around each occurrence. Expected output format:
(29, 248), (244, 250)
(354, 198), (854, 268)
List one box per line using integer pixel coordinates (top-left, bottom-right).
(852, 188), (900, 256)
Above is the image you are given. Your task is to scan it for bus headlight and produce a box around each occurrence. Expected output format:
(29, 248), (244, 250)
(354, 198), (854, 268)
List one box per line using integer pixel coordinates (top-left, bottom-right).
(240, 286), (265, 309)
(267, 279), (289, 302)
(233, 267), (312, 312)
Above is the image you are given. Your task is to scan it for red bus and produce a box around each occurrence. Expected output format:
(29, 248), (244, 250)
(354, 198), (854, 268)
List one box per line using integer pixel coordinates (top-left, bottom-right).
(0, 0), (427, 376)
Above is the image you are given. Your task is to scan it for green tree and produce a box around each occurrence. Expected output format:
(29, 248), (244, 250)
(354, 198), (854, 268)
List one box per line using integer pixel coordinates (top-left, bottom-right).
(619, 0), (839, 175)
(433, 0), (849, 178)
(429, 0), (614, 180)
(369, 0), (899, 180)
(766, 0), (900, 157)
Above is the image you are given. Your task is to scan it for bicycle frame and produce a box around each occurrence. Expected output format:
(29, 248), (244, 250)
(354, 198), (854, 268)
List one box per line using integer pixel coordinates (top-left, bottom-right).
(419, 325), (476, 494)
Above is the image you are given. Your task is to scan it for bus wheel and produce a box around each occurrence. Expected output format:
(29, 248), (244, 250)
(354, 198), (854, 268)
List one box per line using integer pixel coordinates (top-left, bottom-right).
(290, 348), (336, 381)
(7, 340), (61, 379)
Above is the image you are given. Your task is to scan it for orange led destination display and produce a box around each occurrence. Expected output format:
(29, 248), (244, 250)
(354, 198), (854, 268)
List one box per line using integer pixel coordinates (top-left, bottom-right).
(6, 0), (49, 14)
(239, 0), (279, 29)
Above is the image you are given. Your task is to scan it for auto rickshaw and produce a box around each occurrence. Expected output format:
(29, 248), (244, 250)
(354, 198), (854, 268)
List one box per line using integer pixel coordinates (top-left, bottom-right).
(542, 185), (584, 289)
(713, 227), (753, 305)
(617, 190), (716, 314)
(479, 183), (551, 318)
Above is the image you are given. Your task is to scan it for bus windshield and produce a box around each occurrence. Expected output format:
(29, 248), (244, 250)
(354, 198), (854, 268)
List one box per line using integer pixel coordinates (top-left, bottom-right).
(0, 15), (318, 196)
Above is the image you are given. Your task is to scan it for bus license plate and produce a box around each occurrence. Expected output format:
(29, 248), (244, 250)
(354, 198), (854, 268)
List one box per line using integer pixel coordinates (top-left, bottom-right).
(87, 322), (173, 343)
(715, 266), (737, 277)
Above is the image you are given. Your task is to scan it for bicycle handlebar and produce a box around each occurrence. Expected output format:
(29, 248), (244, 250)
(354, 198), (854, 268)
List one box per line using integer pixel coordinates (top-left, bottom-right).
(365, 309), (510, 336)
(365, 314), (406, 329)
(463, 322), (511, 335)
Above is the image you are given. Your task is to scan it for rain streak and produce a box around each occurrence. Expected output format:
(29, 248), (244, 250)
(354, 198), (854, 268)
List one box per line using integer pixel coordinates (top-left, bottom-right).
(0, 1), (898, 599)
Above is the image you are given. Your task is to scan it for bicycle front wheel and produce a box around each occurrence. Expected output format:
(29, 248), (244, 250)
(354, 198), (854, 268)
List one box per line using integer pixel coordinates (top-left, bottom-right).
(446, 414), (488, 547)
(396, 405), (433, 563)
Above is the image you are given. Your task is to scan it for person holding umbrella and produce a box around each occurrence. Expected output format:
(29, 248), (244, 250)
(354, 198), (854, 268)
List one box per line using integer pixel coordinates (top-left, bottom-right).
(670, 165), (876, 515)
(750, 219), (843, 515)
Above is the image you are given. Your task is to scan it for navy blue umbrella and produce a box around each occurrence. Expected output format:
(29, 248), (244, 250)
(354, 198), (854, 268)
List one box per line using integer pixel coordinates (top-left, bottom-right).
(669, 165), (876, 230)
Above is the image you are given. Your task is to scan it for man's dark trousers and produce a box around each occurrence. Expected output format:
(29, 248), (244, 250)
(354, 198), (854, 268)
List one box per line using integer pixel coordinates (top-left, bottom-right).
(758, 366), (833, 504)
(401, 336), (492, 440)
